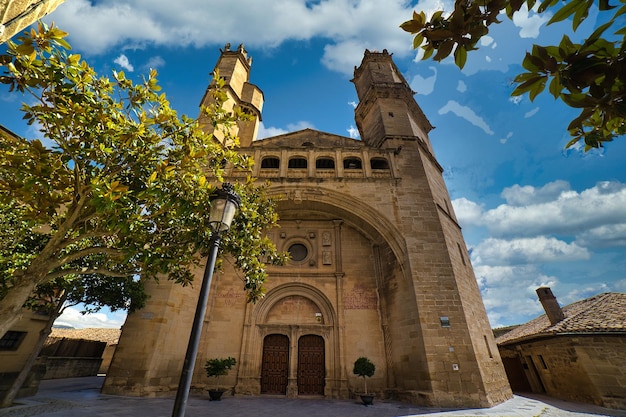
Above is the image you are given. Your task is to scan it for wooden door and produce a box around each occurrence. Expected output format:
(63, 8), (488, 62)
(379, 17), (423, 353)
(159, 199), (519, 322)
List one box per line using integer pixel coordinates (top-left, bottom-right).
(260, 334), (289, 394)
(297, 334), (325, 395)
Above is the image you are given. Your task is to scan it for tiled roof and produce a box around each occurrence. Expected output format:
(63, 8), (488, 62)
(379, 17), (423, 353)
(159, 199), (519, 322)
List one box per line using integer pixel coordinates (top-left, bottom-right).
(49, 328), (121, 345)
(496, 292), (626, 346)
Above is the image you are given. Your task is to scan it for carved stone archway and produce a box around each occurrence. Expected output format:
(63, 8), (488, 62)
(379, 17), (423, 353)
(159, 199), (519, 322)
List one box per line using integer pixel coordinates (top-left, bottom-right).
(236, 283), (345, 398)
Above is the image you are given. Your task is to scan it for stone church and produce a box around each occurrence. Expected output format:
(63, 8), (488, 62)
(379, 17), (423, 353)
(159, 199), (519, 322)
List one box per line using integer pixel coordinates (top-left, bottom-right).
(102, 46), (512, 408)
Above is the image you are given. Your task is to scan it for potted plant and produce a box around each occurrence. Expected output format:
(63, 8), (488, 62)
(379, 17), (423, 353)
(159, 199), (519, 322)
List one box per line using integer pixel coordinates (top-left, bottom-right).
(204, 356), (236, 401)
(353, 356), (375, 406)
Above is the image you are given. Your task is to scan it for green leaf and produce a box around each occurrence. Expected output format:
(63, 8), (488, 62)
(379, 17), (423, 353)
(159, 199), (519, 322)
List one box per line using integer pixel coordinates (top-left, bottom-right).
(400, 18), (423, 33)
(412, 33), (425, 49)
(529, 77), (547, 101)
(547, 0), (584, 25)
(513, 74), (544, 94)
(582, 21), (613, 48)
(548, 73), (561, 98)
(572, 0), (593, 31)
(433, 40), (455, 62)
(454, 45), (468, 69)
(598, 0), (616, 11)
(422, 46), (435, 61)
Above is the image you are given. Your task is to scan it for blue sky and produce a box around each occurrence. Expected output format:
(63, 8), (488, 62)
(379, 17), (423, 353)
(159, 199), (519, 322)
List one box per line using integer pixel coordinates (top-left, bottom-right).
(1, 0), (625, 329)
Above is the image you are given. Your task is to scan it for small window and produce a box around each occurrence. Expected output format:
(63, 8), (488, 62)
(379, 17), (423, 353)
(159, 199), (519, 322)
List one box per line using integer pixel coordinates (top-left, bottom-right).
(343, 158), (362, 169)
(484, 335), (493, 358)
(457, 243), (466, 266)
(0, 331), (27, 351)
(288, 243), (308, 262)
(370, 158), (389, 170)
(440, 317), (450, 328)
(288, 157), (307, 169)
(302, 142), (314, 147)
(316, 158), (335, 169)
(261, 157), (280, 169)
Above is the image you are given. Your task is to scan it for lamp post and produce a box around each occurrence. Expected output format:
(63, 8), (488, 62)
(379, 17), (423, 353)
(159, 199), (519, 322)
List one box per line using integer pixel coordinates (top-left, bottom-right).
(171, 183), (240, 417)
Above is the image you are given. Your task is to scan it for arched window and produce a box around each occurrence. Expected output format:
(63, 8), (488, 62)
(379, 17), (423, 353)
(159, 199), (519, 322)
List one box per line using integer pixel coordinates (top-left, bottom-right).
(288, 157), (308, 169)
(261, 157), (280, 169)
(316, 158), (335, 169)
(370, 158), (389, 170)
(343, 157), (362, 169)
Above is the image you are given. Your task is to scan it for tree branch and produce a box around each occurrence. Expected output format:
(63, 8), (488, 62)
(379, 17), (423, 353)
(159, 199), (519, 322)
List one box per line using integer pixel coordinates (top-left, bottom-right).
(46, 267), (136, 281)
(49, 246), (127, 271)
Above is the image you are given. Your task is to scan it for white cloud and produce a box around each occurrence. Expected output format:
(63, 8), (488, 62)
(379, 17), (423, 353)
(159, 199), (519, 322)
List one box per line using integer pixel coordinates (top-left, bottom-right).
(613, 278), (626, 292)
(524, 107), (540, 118)
(501, 180), (571, 206)
(114, 54), (134, 72)
(500, 131), (513, 144)
(484, 181), (626, 237)
(347, 125), (359, 139)
(576, 223), (626, 248)
(480, 36), (494, 47)
(0, 93), (18, 103)
(438, 100), (494, 135)
(143, 55), (166, 70)
(512, 4), (551, 38)
(49, 0), (441, 75)
(322, 40), (371, 75)
(473, 236), (590, 266)
(509, 96), (522, 105)
(348, 101), (357, 109)
(55, 306), (126, 329)
(409, 66), (437, 96)
(474, 265), (557, 327)
(452, 197), (483, 226)
(456, 80), (466, 93)
(257, 121), (315, 139)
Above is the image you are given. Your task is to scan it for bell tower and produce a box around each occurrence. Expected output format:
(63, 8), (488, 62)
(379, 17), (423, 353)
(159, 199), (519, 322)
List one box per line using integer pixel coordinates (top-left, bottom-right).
(198, 43), (263, 147)
(352, 49), (434, 152)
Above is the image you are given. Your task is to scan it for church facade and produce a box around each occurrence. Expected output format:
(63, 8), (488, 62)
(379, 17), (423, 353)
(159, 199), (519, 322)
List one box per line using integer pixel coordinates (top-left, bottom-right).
(102, 46), (512, 408)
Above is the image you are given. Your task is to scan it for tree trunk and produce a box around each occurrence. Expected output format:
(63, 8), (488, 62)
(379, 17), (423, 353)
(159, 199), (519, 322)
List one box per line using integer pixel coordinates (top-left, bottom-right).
(0, 278), (38, 339)
(0, 293), (67, 408)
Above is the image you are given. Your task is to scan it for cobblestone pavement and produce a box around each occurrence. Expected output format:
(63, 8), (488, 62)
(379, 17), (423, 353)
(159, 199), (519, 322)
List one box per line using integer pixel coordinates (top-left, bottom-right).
(1, 377), (624, 417)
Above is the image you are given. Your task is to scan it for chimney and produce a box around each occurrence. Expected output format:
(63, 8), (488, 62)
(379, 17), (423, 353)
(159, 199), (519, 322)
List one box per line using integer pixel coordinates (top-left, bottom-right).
(536, 287), (565, 325)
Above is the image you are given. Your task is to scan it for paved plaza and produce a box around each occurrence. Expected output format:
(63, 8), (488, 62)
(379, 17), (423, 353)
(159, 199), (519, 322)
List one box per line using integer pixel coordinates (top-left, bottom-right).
(0, 377), (624, 417)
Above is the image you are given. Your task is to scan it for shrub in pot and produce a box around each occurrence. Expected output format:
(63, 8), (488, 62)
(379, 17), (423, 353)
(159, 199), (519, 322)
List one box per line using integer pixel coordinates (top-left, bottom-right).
(204, 357), (236, 401)
(353, 357), (375, 405)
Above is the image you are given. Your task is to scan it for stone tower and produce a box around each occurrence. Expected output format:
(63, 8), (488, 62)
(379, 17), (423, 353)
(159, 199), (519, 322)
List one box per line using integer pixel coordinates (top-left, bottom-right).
(198, 43), (263, 147)
(103, 48), (512, 408)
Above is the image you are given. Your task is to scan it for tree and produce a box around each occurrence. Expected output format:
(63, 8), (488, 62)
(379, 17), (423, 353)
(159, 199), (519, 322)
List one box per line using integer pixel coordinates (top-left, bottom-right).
(204, 357), (236, 391)
(1, 274), (145, 407)
(352, 356), (375, 394)
(0, 22), (287, 338)
(401, 0), (626, 151)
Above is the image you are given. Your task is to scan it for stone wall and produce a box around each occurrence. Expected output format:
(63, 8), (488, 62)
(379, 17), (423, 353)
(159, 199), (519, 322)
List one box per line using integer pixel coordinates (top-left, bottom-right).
(0, 0), (65, 43)
(499, 335), (626, 409)
(43, 357), (103, 379)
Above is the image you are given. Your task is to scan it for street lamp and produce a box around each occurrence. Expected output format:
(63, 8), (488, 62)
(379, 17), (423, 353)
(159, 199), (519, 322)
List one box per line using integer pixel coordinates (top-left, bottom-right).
(172, 183), (241, 417)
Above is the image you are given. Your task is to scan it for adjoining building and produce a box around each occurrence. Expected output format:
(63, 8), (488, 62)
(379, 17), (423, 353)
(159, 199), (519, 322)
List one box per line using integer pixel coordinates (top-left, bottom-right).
(103, 47), (512, 408)
(497, 287), (626, 409)
(0, 0), (65, 44)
